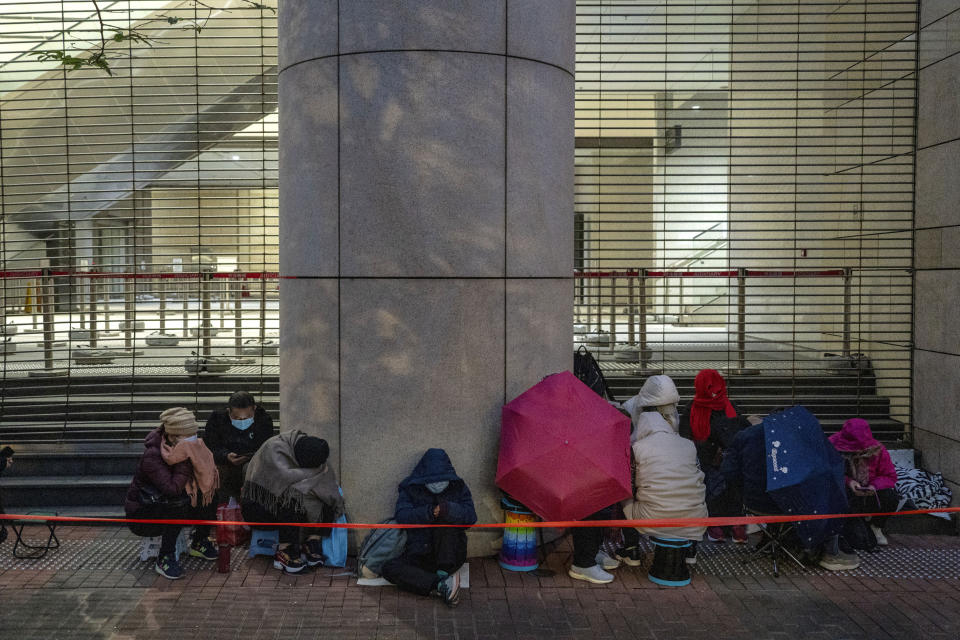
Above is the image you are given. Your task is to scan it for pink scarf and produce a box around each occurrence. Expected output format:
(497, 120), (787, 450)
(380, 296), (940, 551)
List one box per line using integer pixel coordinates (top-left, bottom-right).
(161, 438), (220, 507)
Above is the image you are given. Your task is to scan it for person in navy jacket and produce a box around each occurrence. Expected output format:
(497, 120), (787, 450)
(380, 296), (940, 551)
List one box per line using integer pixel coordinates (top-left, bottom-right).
(382, 448), (476, 606)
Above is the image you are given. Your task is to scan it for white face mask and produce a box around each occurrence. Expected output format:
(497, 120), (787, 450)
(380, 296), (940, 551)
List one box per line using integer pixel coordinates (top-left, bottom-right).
(426, 480), (450, 494)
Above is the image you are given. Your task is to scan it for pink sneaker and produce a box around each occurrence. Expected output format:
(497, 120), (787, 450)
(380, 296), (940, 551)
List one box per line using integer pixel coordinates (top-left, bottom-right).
(732, 525), (748, 544)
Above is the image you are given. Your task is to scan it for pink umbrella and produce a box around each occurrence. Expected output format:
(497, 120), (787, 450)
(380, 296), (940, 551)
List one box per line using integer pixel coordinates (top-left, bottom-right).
(496, 371), (632, 522)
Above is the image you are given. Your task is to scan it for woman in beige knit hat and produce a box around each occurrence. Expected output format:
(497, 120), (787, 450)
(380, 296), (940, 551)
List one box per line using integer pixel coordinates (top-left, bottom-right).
(124, 407), (221, 580)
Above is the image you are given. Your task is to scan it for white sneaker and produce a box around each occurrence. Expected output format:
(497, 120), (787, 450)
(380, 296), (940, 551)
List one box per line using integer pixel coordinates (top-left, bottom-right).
(819, 551), (860, 571)
(569, 564), (614, 584)
(871, 525), (888, 546)
(595, 550), (620, 570)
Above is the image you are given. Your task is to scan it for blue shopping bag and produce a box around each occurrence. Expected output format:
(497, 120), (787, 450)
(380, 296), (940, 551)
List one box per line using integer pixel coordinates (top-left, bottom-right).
(322, 487), (348, 567)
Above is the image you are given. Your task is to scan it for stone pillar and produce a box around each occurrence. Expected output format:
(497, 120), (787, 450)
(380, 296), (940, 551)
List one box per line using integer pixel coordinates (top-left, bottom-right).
(912, 0), (960, 501)
(278, 1), (574, 548)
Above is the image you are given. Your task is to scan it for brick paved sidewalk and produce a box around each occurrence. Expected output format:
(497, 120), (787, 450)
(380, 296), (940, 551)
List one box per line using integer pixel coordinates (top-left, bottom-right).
(1, 525), (959, 639)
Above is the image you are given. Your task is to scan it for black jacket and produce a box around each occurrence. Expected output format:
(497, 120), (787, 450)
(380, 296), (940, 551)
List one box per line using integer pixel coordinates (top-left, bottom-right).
(203, 405), (274, 465)
(678, 401), (751, 470)
(394, 449), (477, 557)
(720, 422), (779, 514)
(679, 402), (751, 517)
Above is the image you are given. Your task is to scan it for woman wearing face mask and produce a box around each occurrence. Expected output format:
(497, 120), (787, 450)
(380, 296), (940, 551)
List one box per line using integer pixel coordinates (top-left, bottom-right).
(203, 390), (275, 500)
(381, 449), (477, 607)
(125, 408), (220, 580)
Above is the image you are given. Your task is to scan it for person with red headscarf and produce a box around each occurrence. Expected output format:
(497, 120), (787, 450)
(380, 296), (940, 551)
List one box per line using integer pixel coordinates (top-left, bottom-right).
(678, 369), (753, 543)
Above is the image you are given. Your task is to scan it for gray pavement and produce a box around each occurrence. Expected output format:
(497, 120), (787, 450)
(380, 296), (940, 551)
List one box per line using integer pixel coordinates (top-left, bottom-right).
(1, 524), (959, 639)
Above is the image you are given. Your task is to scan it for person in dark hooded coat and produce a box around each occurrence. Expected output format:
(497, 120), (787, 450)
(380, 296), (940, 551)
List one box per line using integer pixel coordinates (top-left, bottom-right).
(381, 448), (477, 606)
(721, 408), (860, 571)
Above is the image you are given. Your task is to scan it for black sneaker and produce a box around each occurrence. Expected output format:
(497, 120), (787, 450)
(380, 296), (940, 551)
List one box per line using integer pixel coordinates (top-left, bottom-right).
(189, 538), (218, 561)
(273, 546), (306, 574)
(435, 571), (460, 606)
(684, 541), (698, 565)
(614, 546), (644, 567)
(155, 553), (185, 580)
(303, 537), (325, 567)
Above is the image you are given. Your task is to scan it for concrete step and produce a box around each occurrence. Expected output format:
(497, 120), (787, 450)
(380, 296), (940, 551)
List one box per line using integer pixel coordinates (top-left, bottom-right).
(885, 513), (959, 536)
(0, 447), (142, 477)
(0, 475), (130, 508)
(0, 399), (280, 422)
(0, 374), (280, 398)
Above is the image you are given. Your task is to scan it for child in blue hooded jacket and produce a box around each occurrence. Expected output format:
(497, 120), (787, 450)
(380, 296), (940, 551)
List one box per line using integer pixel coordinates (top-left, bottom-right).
(382, 448), (477, 606)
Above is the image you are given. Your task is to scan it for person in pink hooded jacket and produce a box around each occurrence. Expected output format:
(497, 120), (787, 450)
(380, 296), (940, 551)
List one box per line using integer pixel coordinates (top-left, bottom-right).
(828, 418), (899, 545)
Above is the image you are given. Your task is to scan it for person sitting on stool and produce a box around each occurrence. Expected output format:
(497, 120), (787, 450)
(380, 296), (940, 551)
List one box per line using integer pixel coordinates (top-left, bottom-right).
(125, 408), (220, 580)
(382, 449), (476, 606)
(203, 390), (274, 501)
(241, 431), (344, 574)
(722, 413), (860, 571)
(618, 375), (707, 580)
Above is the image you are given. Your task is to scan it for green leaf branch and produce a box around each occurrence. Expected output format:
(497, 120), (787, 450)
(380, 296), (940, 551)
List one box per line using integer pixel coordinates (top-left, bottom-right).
(28, 0), (275, 75)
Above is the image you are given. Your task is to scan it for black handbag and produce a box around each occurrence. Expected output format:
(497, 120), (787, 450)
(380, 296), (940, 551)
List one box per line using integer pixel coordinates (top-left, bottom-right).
(138, 482), (191, 509)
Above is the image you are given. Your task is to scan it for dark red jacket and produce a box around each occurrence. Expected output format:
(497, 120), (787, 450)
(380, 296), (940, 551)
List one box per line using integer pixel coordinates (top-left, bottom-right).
(124, 428), (193, 515)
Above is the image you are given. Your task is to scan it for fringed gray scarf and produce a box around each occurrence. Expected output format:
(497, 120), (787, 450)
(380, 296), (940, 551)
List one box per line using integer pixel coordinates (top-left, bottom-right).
(241, 430), (344, 522)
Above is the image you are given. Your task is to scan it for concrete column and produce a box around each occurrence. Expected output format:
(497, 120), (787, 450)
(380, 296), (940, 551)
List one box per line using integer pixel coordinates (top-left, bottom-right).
(912, 0), (960, 501)
(278, 1), (574, 546)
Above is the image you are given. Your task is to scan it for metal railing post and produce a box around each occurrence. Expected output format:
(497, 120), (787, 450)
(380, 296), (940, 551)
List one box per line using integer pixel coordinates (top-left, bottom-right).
(737, 267), (747, 372)
(609, 276), (617, 343)
(259, 275), (268, 345)
(628, 275), (636, 345)
(159, 277), (166, 333)
(77, 273), (85, 329)
(201, 271), (213, 358)
(182, 280), (190, 338)
(235, 273), (244, 355)
(41, 268), (55, 371)
(843, 267), (852, 356)
(639, 269), (647, 359)
(594, 277), (601, 332)
(31, 278), (39, 330)
(679, 277), (685, 320)
(89, 279), (98, 349)
(219, 279), (226, 329)
(124, 277), (135, 350)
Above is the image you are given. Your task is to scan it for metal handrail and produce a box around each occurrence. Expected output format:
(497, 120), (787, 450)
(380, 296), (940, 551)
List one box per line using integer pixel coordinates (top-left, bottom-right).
(574, 267), (857, 373)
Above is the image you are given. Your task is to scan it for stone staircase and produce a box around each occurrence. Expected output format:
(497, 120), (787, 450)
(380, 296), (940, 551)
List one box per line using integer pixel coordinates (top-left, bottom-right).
(0, 358), (917, 523)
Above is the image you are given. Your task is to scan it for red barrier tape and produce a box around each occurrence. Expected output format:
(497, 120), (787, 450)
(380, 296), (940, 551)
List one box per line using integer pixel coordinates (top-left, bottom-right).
(576, 270), (847, 279)
(2, 508), (957, 530)
(645, 271), (738, 278)
(747, 269), (846, 278)
(0, 270), (284, 280)
(1, 269), (852, 281)
(574, 271), (641, 278)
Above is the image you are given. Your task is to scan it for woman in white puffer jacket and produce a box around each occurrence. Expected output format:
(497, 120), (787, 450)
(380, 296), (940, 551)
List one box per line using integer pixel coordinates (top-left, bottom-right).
(616, 375), (708, 565)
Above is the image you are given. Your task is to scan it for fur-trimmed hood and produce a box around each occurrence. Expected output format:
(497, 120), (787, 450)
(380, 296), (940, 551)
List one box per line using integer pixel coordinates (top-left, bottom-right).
(829, 418), (882, 457)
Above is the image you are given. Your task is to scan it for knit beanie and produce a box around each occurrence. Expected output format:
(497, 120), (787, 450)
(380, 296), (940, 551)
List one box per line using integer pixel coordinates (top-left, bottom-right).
(294, 436), (330, 468)
(159, 407), (200, 436)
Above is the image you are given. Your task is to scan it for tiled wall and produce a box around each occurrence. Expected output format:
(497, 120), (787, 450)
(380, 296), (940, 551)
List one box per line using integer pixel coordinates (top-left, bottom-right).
(913, 0), (960, 500)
